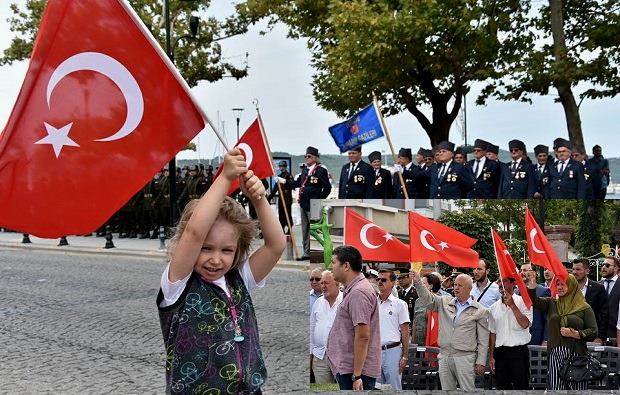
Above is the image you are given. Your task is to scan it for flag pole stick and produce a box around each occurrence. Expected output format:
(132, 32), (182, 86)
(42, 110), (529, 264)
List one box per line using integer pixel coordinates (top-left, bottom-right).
(491, 227), (507, 295)
(372, 93), (409, 199)
(253, 100), (300, 260)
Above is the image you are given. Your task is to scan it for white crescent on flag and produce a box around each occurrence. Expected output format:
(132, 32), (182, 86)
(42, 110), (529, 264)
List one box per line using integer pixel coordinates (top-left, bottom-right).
(236, 143), (254, 167)
(360, 223), (383, 249)
(529, 228), (545, 253)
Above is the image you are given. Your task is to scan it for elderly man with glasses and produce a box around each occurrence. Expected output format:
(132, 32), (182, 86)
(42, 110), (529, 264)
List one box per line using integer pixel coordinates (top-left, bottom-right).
(498, 139), (537, 198)
(547, 138), (586, 199)
(465, 139), (501, 199)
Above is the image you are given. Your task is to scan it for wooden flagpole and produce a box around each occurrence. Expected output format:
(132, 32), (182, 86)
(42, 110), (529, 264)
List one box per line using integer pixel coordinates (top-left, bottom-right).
(372, 93), (409, 199)
(254, 101), (300, 260)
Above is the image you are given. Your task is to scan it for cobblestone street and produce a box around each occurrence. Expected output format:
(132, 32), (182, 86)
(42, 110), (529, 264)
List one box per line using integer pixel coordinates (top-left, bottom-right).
(0, 249), (308, 394)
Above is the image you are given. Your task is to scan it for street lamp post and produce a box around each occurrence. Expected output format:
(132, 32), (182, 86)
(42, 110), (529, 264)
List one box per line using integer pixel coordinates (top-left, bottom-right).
(232, 108), (244, 141)
(164, 0), (199, 228)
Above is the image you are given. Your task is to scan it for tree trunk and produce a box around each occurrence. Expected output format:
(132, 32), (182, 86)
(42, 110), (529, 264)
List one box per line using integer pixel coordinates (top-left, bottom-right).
(549, 0), (584, 148)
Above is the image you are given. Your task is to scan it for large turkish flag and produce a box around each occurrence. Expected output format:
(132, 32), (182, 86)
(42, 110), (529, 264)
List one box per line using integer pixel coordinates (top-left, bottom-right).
(344, 208), (410, 262)
(213, 118), (273, 196)
(491, 228), (532, 309)
(524, 208), (568, 283)
(409, 211), (479, 268)
(0, 0), (205, 238)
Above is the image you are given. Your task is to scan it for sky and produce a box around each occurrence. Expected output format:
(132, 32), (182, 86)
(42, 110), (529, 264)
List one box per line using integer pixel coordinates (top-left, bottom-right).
(1, 0), (619, 160)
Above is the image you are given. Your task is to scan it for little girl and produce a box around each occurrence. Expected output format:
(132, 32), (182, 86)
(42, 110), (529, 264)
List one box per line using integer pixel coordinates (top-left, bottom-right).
(157, 148), (286, 394)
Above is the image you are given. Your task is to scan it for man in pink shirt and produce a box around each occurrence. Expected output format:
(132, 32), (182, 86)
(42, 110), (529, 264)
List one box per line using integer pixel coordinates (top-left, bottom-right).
(326, 246), (381, 390)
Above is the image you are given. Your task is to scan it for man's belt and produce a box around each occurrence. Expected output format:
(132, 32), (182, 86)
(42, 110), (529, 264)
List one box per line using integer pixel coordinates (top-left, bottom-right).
(381, 342), (401, 350)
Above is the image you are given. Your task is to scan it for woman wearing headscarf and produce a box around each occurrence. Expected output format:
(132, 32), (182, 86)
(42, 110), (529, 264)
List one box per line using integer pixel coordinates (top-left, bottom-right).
(525, 273), (597, 390)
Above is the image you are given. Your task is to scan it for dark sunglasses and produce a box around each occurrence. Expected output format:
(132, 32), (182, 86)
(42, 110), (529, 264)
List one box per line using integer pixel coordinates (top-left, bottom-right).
(310, 277), (321, 282)
(603, 263), (614, 268)
(473, 148), (483, 152)
(509, 148), (521, 153)
(305, 154), (314, 158)
(377, 278), (389, 283)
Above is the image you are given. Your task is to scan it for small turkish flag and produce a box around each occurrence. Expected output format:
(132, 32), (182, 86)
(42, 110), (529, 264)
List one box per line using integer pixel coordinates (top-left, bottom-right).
(344, 208), (410, 262)
(524, 208), (568, 284)
(425, 310), (439, 347)
(409, 211), (479, 268)
(0, 0), (205, 238)
(491, 228), (532, 309)
(213, 118), (273, 195)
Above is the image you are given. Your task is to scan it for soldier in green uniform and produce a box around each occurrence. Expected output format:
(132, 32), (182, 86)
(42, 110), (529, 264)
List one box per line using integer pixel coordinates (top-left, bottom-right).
(153, 167), (171, 234)
(137, 173), (158, 239)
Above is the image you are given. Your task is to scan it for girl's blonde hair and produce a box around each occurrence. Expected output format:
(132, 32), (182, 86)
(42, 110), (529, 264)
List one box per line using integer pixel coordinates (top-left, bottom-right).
(168, 196), (258, 270)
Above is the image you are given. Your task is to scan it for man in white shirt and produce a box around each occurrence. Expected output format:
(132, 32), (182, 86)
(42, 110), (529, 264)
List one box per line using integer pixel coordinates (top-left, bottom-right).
(470, 259), (501, 309)
(309, 268), (323, 311)
(310, 270), (343, 384)
(377, 269), (410, 390)
(488, 277), (533, 389)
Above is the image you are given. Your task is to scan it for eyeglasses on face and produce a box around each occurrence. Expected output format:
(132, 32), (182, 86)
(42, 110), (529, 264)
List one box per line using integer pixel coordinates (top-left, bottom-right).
(310, 277), (321, 282)
(305, 154), (314, 158)
(377, 278), (390, 283)
(509, 148), (521, 153)
(603, 263), (616, 268)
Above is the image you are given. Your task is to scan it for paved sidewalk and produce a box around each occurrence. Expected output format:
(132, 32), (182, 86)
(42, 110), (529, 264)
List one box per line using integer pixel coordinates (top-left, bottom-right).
(0, 230), (309, 271)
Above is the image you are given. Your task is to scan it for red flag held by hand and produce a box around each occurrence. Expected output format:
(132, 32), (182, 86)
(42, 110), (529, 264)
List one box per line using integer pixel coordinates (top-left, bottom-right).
(213, 118), (272, 195)
(525, 208), (568, 284)
(344, 208), (410, 262)
(409, 211), (479, 268)
(0, 0), (205, 238)
(425, 310), (439, 347)
(491, 228), (532, 309)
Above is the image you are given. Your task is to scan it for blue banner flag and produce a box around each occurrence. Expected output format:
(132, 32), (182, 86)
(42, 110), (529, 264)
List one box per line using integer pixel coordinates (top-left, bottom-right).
(328, 103), (385, 153)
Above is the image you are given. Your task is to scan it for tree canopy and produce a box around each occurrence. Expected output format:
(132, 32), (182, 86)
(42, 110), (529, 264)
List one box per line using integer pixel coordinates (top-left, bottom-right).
(1, 0), (250, 86)
(240, 0), (531, 145)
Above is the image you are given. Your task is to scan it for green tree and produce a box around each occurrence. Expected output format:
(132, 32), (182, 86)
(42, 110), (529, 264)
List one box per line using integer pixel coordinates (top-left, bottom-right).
(480, 0), (620, 146)
(575, 200), (605, 257)
(241, 0), (531, 145)
(2, 0), (250, 86)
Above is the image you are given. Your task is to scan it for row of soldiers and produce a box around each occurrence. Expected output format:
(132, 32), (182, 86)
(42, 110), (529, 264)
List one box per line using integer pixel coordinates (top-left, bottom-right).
(338, 138), (610, 199)
(114, 164), (214, 238)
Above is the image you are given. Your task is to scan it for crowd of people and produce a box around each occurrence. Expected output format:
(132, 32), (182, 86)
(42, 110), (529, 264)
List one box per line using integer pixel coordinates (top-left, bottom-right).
(327, 138), (610, 200)
(309, 247), (620, 391)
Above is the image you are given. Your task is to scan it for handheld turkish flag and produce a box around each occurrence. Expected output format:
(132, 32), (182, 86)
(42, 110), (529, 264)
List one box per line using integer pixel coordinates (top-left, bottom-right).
(344, 208), (410, 262)
(408, 211), (479, 268)
(213, 118), (273, 195)
(524, 208), (569, 284)
(0, 0), (205, 238)
(425, 310), (439, 347)
(491, 228), (532, 309)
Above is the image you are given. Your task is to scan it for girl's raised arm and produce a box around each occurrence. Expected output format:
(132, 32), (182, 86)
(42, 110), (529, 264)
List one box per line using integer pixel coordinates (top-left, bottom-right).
(242, 172), (287, 283)
(169, 149), (247, 282)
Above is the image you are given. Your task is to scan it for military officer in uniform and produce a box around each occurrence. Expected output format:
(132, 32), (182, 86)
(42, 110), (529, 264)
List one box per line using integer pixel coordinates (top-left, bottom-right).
(280, 146), (331, 260)
(338, 146), (373, 199)
(137, 173), (158, 238)
(413, 148), (432, 199)
(153, 167), (171, 232)
(498, 139), (537, 198)
(177, 164), (209, 208)
(547, 138), (586, 199)
(466, 139), (500, 199)
(392, 148), (416, 198)
(572, 145), (595, 199)
(397, 268), (418, 326)
(533, 144), (551, 199)
(267, 161), (294, 234)
(486, 143), (500, 163)
(368, 150), (393, 199)
(429, 141), (474, 199)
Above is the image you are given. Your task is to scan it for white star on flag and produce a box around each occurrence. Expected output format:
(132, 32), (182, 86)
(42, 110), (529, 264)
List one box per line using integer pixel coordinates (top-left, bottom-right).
(438, 241), (449, 250)
(35, 122), (79, 158)
(383, 233), (394, 241)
